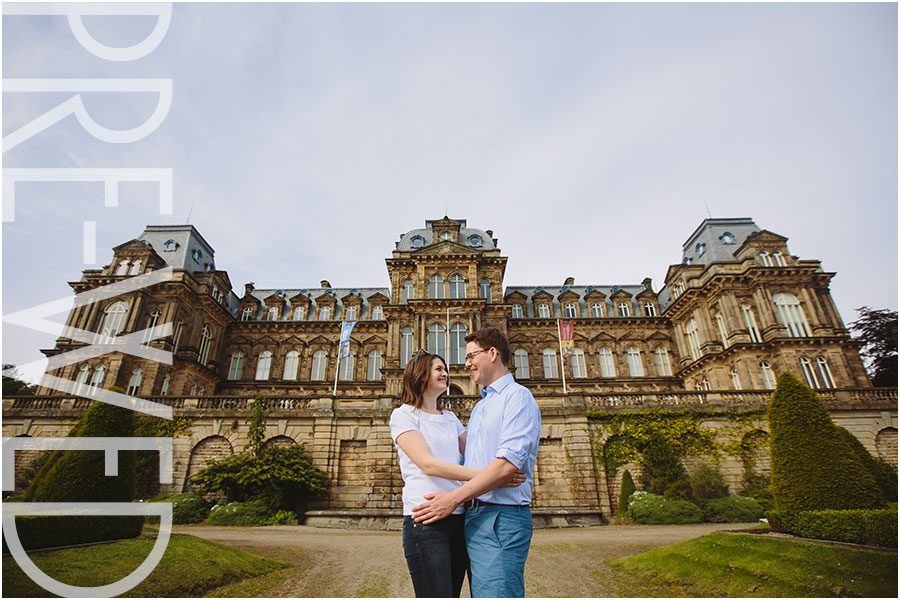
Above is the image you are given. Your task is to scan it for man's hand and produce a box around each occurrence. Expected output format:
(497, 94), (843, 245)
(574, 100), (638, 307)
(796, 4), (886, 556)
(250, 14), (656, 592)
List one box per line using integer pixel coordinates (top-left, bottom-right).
(411, 491), (461, 524)
(500, 469), (526, 488)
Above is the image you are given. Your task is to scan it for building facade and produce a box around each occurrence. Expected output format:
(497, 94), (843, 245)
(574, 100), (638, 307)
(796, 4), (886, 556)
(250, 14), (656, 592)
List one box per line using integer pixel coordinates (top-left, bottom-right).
(4, 216), (896, 527)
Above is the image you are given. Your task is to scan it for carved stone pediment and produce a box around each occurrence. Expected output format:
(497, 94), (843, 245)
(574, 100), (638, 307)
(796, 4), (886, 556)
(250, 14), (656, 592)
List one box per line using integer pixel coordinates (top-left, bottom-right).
(413, 242), (479, 257)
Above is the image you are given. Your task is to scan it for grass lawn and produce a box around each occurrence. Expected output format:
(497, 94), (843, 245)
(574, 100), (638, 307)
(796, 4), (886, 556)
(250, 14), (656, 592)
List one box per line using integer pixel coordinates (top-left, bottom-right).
(608, 532), (898, 598)
(2, 533), (291, 597)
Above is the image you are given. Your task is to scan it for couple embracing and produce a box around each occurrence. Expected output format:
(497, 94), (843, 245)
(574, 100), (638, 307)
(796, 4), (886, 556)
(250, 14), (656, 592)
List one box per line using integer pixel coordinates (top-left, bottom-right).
(389, 327), (542, 598)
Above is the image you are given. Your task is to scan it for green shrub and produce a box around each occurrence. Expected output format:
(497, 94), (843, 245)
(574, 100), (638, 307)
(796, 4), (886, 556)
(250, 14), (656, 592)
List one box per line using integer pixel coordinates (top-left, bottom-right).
(617, 470), (636, 516)
(703, 495), (764, 523)
(16, 387), (142, 550)
(147, 493), (212, 524)
(835, 426), (898, 502)
(638, 435), (692, 501)
(688, 461), (729, 501)
(741, 487), (774, 513)
(768, 373), (885, 512)
(206, 500), (278, 526)
(767, 506), (897, 548)
(263, 510), (296, 526)
(628, 491), (703, 524)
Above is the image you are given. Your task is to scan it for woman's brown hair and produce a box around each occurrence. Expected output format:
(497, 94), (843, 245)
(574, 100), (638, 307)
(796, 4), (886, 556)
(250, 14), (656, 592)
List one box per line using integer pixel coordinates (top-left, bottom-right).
(400, 351), (447, 410)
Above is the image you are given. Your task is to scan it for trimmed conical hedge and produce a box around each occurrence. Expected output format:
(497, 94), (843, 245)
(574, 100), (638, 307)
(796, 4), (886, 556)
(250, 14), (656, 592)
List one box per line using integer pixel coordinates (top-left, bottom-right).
(836, 426), (898, 502)
(617, 469), (636, 516)
(768, 372), (885, 512)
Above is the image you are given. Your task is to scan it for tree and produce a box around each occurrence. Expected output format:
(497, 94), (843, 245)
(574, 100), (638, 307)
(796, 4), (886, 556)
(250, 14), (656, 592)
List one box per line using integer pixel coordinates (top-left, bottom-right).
(637, 434), (692, 501)
(246, 394), (267, 457)
(3, 364), (35, 396)
(850, 306), (898, 387)
(616, 470), (636, 516)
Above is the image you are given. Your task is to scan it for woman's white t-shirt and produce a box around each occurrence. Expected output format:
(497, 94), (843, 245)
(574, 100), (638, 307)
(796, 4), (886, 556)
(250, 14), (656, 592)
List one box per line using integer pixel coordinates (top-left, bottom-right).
(389, 403), (466, 516)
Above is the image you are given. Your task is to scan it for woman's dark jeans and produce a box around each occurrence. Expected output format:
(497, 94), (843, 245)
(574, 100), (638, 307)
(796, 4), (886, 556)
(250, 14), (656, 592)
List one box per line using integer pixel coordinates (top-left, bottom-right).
(402, 514), (468, 597)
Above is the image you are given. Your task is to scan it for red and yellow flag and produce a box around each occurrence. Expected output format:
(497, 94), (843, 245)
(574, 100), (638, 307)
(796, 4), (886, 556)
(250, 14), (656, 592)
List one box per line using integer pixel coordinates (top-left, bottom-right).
(558, 319), (574, 357)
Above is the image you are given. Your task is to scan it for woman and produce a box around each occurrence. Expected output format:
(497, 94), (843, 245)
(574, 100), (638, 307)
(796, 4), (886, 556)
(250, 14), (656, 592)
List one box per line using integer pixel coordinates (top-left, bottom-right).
(389, 350), (522, 598)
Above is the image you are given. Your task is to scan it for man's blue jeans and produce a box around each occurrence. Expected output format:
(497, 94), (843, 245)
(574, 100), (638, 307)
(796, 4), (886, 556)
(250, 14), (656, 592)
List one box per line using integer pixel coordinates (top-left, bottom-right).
(402, 514), (468, 597)
(464, 504), (533, 597)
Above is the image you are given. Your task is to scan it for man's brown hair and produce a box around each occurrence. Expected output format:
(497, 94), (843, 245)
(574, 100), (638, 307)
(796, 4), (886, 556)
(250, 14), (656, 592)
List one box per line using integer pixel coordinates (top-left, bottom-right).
(464, 326), (511, 367)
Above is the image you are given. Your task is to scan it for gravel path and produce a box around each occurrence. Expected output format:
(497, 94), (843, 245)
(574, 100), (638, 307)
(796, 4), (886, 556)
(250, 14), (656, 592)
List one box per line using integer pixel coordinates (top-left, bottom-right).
(175, 522), (739, 597)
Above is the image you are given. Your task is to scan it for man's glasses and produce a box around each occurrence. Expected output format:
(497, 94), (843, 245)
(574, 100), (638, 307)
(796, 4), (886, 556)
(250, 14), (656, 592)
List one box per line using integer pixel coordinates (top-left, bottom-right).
(465, 349), (489, 361)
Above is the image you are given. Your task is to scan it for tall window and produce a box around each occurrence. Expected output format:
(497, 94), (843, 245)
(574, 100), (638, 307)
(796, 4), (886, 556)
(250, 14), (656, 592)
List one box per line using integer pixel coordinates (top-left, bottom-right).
(449, 275), (466, 298)
(345, 305), (358, 321)
(339, 352), (355, 380)
(760, 361), (776, 389)
(514, 349), (530, 379)
(654, 347), (672, 376)
(228, 351), (245, 380)
(511, 304), (523, 319)
(74, 365), (91, 396)
(242, 306), (254, 321)
(741, 304), (762, 343)
(800, 357), (819, 388)
(128, 259), (142, 275)
(759, 251), (773, 266)
(685, 318), (702, 360)
(255, 351), (272, 380)
(617, 302), (630, 317)
(772, 251), (786, 266)
(267, 307), (279, 321)
(427, 324), (446, 357)
(643, 302), (656, 316)
(773, 293), (811, 337)
(696, 378), (711, 391)
(371, 305), (383, 320)
(190, 383), (197, 396)
(538, 303), (551, 318)
(126, 368), (143, 396)
(198, 325), (212, 365)
(319, 306), (331, 320)
(716, 313), (729, 349)
(564, 303), (577, 318)
(367, 351), (383, 381)
(479, 279), (492, 303)
(591, 303), (604, 317)
(293, 306), (305, 320)
(400, 327), (414, 367)
(626, 346), (643, 376)
(311, 351), (327, 380)
(143, 310), (161, 344)
(160, 373), (170, 396)
(90, 364), (106, 388)
(402, 280), (414, 304)
(283, 350), (299, 381)
(115, 259), (130, 275)
(173, 321), (184, 353)
(98, 301), (128, 343)
(450, 323), (467, 364)
(572, 349), (587, 378)
(731, 369), (742, 390)
(428, 275), (445, 299)
(598, 348), (616, 377)
(542, 349), (559, 378)
(816, 357), (835, 388)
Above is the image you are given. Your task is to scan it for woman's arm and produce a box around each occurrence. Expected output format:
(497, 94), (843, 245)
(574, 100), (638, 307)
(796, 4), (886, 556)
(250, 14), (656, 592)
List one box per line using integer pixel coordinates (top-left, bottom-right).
(396, 430), (481, 481)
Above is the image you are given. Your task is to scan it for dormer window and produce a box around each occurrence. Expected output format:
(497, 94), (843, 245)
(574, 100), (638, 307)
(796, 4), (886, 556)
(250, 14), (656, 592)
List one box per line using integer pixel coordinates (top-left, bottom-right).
(720, 232), (735, 245)
(695, 243), (706, 257)
(241, 306), (253, 321)
(439, 232), (453, 242)
(191, 249), (202, 263)
(410, 235), (425, 248)
(683, 257), (693, 265)
(468, 234), (483, 248)
(163, 239), (178, 252)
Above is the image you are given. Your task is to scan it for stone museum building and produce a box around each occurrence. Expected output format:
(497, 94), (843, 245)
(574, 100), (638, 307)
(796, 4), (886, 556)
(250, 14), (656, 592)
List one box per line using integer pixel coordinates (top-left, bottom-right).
(4, 216), (897, 527)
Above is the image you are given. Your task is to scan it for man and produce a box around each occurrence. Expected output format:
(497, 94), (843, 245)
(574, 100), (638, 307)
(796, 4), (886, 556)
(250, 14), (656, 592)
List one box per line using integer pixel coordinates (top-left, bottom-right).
(412, 327), (541, 598)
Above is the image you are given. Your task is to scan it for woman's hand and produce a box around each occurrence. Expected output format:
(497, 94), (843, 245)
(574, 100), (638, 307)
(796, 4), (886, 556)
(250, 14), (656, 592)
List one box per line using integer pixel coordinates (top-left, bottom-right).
(499, 470), (527, 487)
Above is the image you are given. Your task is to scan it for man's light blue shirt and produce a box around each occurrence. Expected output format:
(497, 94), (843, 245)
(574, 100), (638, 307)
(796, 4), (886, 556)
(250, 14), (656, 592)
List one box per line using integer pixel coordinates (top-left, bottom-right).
(464, 372), (541, 505)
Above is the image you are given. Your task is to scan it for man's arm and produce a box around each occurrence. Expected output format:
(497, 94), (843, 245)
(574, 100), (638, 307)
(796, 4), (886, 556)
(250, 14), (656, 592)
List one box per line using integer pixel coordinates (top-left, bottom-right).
(411, 457), (519, 524)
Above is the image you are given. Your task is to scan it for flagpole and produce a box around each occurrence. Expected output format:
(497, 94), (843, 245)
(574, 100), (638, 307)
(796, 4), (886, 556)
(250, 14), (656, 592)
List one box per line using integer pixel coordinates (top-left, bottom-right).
(557, 319), (568, 395)
(446, 306), (451, 397)
(333, 351), (340, 397)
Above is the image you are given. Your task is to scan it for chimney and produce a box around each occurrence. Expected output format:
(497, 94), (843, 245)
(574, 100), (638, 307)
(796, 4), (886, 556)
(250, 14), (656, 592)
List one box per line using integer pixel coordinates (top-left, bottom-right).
(243, 282), (255, 296)
(642, 277), (653, 291)
(320, 280), (331, 288)
(564, 276), (575, 286)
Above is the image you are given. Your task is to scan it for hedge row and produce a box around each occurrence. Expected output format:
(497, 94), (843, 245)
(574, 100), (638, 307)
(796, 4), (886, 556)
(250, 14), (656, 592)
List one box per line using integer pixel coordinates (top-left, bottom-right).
(3, 515), (144, 552)
(767, 506), (898, 548)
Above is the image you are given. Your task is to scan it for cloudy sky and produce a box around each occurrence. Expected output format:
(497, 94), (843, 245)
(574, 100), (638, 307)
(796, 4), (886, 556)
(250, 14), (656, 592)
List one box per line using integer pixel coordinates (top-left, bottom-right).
(3, 2), (897, 383)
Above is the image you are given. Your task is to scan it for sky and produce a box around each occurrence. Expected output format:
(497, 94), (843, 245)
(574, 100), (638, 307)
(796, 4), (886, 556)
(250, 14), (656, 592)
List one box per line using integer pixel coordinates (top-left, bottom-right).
(2, 2), (897, 384)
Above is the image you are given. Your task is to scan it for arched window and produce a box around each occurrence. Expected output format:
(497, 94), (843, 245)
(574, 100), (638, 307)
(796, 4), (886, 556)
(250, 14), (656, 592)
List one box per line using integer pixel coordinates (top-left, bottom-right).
(800, 357), (819, 388)
(816, 357), (835, 388)
(160, 373), (170, 396)
(626, 346), (643, 377)
(773, 293), (811, 337)
(542, 349), (559, 378)
(345, 305), (358, 321)
(143, 309), (161, 344)
(339, 352), (355, 380)
(564, 303), (577, 318)
(449, 275), (466, 299)
(319, 306), (331, 320)
(617, 302), (630, 317)
(172, 321), (184, 353)
(255, 351), (272, 380)
(367, 351), (383, 381)
(479, 279), (492, 303)
(591, 302), (604, 317)
(400, 327), (414, 367)
(74, 364), (91, 396)
(198, 325), (212, 365)
(428, 275), (444, 299)
(228, 351), (245, 380)
(760, 362), (776, 389)
(197, 386), (205, 397)
(98, 301), (128, 344)
(128, 259), (142, 275)
(685, 318), (702, 360)
(267, 307), (279, 321)
(450, 323), (467, 364)
(115, 259), (130, 275)
(311, 350), (327, 380)
(598, 348), (616, 377)
(654, 347), (671, 376)
(538, 303), (551, 318)
(371, 305), (383, 320)
(402, 280), (414, 304)
(190, 383), (197, 396)
(283, 350), (299, 380)
(511, 304), (523, 319)
(127, 368), (143, 396)
(427, 323), (446, 357)
(716, 313), (729, 349)
(514, 349), (530, 379)
(772, 251), (786, 266)
(731, 368), (742, 390)
(293, 306), (305, 321)
(643, 302), (656, 316)
(571, 348), (587, 378)
(90, 364), (106, 388)
(759, 251), (773, 266)
(741, 304), (762, 343)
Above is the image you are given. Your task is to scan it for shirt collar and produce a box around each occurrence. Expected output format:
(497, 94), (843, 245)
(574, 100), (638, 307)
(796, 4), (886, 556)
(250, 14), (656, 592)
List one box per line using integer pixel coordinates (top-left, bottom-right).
(481, 373), (515, 398)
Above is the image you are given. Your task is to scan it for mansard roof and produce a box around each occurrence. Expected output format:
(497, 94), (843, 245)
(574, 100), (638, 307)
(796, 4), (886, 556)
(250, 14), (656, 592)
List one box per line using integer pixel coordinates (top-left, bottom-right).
(397, 217), (496, 251)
